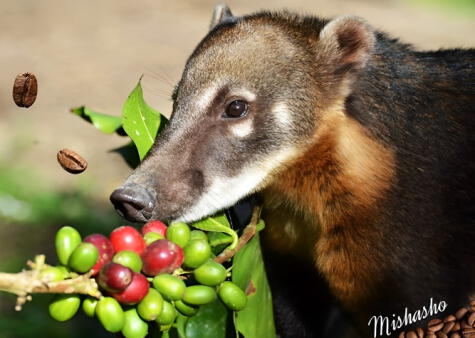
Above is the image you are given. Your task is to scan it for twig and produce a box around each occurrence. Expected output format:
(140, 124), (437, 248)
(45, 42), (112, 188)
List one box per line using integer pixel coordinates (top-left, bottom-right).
(214, 206), (262, 264)
(0, 255), (101, 311)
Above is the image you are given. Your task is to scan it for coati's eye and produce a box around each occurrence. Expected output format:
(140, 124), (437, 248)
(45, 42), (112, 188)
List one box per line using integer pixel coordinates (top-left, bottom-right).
(224, 100), (248, 118)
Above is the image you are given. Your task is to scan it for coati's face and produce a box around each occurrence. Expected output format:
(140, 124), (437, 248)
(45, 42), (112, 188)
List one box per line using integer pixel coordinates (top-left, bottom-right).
(110, 6), (374, 223)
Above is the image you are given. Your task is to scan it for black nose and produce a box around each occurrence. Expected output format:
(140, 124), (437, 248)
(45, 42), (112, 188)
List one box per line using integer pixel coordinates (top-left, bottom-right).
(110, 184), (155, 222)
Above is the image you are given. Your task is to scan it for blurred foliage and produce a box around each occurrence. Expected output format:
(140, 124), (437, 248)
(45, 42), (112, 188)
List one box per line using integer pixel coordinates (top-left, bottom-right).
(407, 0), (475, 16)
(0, 163), (123, 338)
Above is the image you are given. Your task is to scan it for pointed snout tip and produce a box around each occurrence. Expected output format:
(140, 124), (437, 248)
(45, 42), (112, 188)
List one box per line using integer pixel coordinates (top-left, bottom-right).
(109, 184), (155, 223)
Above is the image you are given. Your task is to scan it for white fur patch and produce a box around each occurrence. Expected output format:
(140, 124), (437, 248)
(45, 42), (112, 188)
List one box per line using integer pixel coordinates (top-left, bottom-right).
(272, 102), (292, 127)
(196, 85), (219, 111)
(175, 147), (299, 223)
(229, 119), (253, 137)
(233, 89), (256, 102)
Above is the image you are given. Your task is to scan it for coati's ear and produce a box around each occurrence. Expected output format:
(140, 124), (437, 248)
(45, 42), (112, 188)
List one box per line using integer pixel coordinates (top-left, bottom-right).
(318, 16), (375, 74)
(209, 4), (234, 30)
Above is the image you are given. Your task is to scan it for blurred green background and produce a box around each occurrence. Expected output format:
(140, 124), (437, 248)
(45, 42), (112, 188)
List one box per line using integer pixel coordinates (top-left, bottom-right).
(0, 0), (474, 337)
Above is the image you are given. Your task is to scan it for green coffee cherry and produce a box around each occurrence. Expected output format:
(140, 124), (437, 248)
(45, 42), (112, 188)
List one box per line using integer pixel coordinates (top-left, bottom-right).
(182, 285), (216, 306)
(183, 239), (211, 269)
(153, 274), (186, 301)
(137, 288), (163, 321)
(55, 226), (81, 265)
(40, 266), (68, 282)
(49, 294), (80, 322)
(143, 232), (164, 246)
(159, 324), (173, 332)
(166, 222), (190, 248)
(193, 260), (227, 286)
(68, 242), (99, 273)
(96, 297), (125, 333)
(155, 301), (176, 325)
(218, 281), (247, 311)
(113, 250), (143, 273)
(174, 300), (198, 316)
(122, 308), (148, 338)
(82, 297), (98, 317)
(190, 230), (207, 241)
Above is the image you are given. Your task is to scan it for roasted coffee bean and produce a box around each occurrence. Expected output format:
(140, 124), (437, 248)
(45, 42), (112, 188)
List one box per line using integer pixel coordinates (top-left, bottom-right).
(12, 72), (38, 108)
(453, 322), (461, 332)
(57, 149), (87, 174)
(406, 330), (417, 338)
(450, 333), (461, 338)
(436, 332), (448, 338)
(444, 322), (456, 334)
(416, 327), (425, 338)
(462, 327), (475, 337)
(462, 321), (472, 329)
(456, 307), (469, 320)
(426, 333), (436, 338)
(445, 315), (457, 323)
(429, 319), (444, 332)
(468, 312), (475, 327)
(398, 331), (405, 338)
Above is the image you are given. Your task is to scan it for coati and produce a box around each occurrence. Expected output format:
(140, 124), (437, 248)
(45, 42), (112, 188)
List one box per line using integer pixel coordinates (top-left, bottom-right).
(110, 4), (475, 337)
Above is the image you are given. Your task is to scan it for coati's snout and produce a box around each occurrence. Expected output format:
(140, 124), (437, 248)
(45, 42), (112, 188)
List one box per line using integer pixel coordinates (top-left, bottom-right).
(111, 5), (376, 224)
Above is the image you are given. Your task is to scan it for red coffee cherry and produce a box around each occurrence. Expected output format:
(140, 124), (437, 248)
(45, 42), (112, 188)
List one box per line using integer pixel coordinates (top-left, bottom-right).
(142, 239), (183, 276)
(110, 226), (146, 255)
(113, 272), (149, 305)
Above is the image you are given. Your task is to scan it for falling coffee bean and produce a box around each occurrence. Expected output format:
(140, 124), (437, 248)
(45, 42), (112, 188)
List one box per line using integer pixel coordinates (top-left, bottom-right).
(57, 149), (88, 174)
(12, 72), (38, 108)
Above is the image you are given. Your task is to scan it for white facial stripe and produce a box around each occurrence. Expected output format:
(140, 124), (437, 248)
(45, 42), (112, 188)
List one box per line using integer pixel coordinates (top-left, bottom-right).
(233, 89), (256, 102)
(196, 85), (220, 111)
(175, 147), (299, 223)
(272, 102), (292, 127)
(229, 119), (253, 138)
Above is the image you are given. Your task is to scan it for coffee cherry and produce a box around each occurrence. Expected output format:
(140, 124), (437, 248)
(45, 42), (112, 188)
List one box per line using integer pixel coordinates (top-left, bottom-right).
(142, 239), (183, 276)
(174, 300), (198, 316)
(110, 226), (146, 255)
(113, 250), (143, 273)
(137, 288), (163, 321)
(84, 234), (114, 275)
(142, 220), (167, 237)
(155, 301), (176, 325)
(193, 260), (227, 286)
(183, 239), (211, 269)
(98, 262), (133, 293)
(68, 242), (99, 273)
(166, 222), (190, 248)
(96, 297), (125, 333)
(113, 272), (149, 305)
(143, 232), (164, 246)
(182, 285), (216, 306)
(190, 230), (207, 241)
(122, 308), (148, 338)
(82, 297), (98, 317)
(218, 281), (247, 311)
(49, 294), (81, 322)
(55, 226), (81, 265)
(39, 266), (68, 282)
(159, 324), (173, 332)
(152, 274), (186, 301)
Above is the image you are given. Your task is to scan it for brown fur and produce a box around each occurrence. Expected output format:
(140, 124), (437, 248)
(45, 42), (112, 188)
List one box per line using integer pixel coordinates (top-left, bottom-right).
(262, 103), (395, 311)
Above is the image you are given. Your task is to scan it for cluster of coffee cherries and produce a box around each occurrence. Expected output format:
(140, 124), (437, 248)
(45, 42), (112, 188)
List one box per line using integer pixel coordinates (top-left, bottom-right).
(47, 221), (247, 337)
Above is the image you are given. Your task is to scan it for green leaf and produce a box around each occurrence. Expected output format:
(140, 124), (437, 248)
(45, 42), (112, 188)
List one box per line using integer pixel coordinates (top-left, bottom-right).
(70, 106), (124, 134)
(184, 299), (229, 338)
(192, 214), (238, 250)
(207, 232), (233, 247)
(233, 234), (276, 338)
(122, 80), (163, 160)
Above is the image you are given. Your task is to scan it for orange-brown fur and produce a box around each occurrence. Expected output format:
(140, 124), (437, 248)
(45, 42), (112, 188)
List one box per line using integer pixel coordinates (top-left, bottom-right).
(262, 107), (395, 310)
